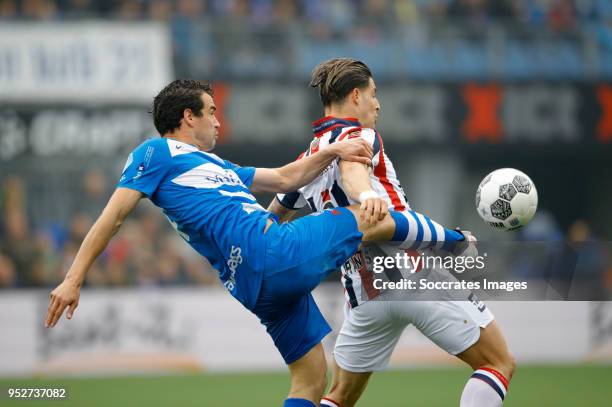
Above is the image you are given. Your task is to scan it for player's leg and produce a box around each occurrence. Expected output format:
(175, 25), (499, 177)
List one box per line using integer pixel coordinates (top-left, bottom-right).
(259, 207), (470, 405)
(321, 361), (372, 407)
(257, 208), (365, 404)
(263, 205), (471, 300)
(408, 292), (513, 407)
(342, 205), (469, 253)
(252, 282), (332, 406)
(322, 299), (405, 407)
(456, 320), (515, 380)
(286, 343), (328, 406)
(456, 320), (515, 407)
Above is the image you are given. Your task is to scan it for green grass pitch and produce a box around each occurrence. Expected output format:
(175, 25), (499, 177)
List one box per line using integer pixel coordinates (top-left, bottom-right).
(1, 365), (610, 406)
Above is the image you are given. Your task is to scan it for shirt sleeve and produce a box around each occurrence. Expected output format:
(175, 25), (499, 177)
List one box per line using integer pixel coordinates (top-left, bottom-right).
(224, 160), (256, 187)
(337, 127), (381, 156)
(117, 141), (169, 197)
(276, 191), (307, 210)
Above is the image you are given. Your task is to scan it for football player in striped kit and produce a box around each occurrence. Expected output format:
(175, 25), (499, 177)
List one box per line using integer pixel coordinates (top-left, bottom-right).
(268, 59), (515, 407)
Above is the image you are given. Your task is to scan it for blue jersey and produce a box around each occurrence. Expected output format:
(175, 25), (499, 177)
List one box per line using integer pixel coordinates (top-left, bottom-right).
(117, 137), (272, 309)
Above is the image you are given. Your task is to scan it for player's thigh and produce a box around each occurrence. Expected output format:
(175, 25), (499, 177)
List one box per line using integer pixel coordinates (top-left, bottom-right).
(334, 301), (405, 373)
(409, 300), (495, 356)
(265, 207), (363, 298)
(455, 319), (515, 378)
(253, 292), (332, 366)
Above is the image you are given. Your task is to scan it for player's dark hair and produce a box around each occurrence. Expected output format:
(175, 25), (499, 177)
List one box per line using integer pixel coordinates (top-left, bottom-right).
(310, 58), (373, 107)
(152, 79), (214, 135)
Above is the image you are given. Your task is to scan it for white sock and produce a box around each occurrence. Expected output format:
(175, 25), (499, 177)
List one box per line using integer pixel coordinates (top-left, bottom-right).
(460, 367), (509, 407)
(320, 397), (340, 407)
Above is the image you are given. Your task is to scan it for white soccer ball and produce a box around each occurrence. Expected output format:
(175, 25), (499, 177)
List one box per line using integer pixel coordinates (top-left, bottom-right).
(475, 168), (538, 231)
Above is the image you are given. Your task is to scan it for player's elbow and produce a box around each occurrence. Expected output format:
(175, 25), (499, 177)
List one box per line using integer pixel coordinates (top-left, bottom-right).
(112, 217), (124, 234)
(98, 209), (127, 237)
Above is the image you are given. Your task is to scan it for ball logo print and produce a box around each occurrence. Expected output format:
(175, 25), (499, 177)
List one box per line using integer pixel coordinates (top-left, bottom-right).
(476, 168), (538, 230)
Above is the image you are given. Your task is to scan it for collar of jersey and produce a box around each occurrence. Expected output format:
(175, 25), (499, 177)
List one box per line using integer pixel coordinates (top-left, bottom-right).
(165, 138), (225, 165)
(312, 116), (361, 137)
(166, 137), (199, 151)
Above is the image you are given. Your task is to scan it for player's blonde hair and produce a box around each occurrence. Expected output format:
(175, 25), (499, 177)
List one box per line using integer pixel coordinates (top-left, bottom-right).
(310, 58), (373, 107)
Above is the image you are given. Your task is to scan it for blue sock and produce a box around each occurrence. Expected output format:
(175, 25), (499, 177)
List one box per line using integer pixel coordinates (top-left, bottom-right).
(283, 398), (316, 407)
(390, 210), (464, 252)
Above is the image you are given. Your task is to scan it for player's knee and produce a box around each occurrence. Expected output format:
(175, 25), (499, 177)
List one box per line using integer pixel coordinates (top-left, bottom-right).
(359, 211), (396, 241)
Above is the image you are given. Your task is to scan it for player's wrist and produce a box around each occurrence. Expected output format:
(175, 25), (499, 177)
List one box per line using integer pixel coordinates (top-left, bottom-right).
(65, 271), (84, 288)
(358, 190), (378, 203)
(327, 143), (342, 158)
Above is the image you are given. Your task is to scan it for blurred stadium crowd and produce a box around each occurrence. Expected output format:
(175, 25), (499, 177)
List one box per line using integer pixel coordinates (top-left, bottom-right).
(0, 173), (215, 288)
(1, 0), (610, 26)
(4, 0), (612, 79)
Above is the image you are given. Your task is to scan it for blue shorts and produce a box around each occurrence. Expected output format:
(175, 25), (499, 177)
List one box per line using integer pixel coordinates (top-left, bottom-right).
(252, 207), (362, 364)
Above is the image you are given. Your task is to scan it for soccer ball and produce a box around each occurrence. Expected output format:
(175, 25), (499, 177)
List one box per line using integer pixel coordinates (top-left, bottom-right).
(475, 168), (538, 231)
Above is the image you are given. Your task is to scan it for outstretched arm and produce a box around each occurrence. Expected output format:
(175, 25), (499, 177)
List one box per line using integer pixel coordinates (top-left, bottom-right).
(250, 138), (372, 193)
(45, 187), (142, 328)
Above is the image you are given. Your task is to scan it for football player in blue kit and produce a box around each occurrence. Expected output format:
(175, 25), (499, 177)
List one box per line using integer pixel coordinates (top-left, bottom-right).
(45, 79), (472, 407)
